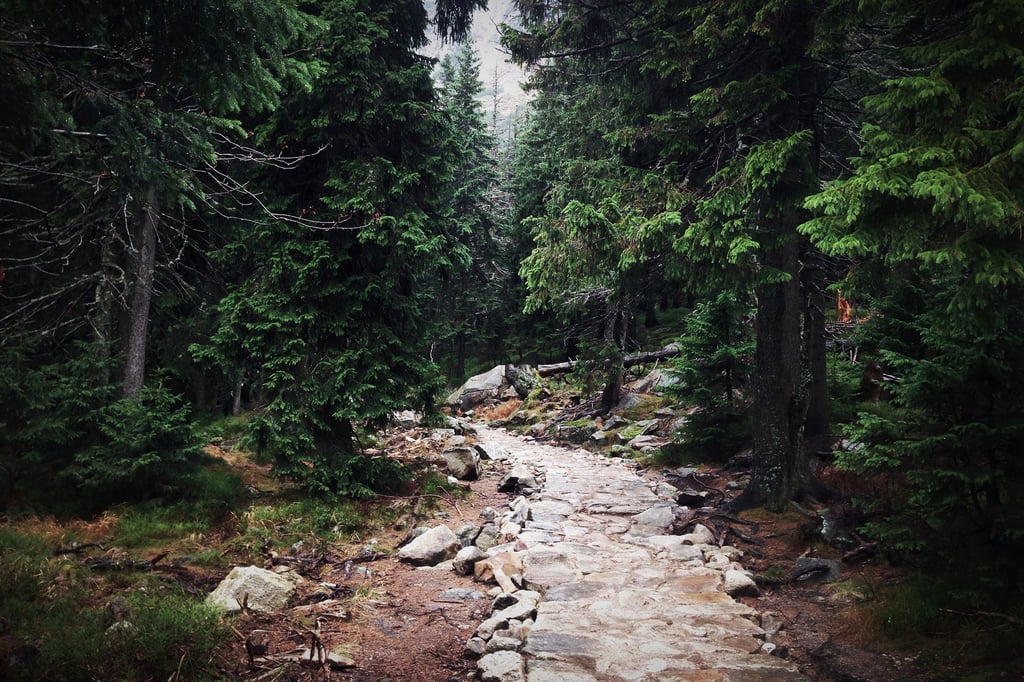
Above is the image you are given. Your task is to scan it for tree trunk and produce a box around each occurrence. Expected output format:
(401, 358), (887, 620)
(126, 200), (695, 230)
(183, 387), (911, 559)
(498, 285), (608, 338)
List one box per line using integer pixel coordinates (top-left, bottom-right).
(802, 244), (831, 456)
(737, 229), (809, 512)
(122, 186), (159, 401)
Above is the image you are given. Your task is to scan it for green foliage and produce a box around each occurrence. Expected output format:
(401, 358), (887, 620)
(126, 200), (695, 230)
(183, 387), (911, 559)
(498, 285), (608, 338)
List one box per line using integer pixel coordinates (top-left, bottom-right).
(0, 346), (205, 512)
(835, 277), (1024, 588)
(802, 0), (1024, 324)
(869, 575), (1024, 670)
(668, 291), (754, 460)
(68, 383), (206, 505)
(1, 526), (226, 681)
(197, 1), (467, 496)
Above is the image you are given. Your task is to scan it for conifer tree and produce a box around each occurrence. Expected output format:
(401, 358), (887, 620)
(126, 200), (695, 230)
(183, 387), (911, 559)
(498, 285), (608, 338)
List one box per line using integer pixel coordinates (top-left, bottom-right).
(802, 0), (1024, 575)
(198, 0), (483, 496)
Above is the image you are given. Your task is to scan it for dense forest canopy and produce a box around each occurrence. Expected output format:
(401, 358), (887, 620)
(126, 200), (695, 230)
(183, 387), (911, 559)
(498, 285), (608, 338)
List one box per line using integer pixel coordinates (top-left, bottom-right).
(2, 0), (1022, 606)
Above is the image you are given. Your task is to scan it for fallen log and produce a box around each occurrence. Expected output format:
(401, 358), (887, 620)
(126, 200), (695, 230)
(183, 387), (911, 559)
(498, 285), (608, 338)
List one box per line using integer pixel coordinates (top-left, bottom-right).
(537, 344), (680, 377)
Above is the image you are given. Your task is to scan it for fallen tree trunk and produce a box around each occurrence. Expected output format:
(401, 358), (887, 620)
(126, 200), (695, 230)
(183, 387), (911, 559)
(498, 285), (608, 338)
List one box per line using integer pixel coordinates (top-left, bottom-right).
(537, 344), (679, 377)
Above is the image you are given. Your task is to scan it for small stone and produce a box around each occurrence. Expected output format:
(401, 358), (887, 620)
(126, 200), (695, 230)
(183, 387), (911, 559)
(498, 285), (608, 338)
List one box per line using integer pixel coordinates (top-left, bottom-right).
(724, 568), (760, 597)
(456, 523), (481, 547)
(486, 635), (523, 653)
(792, 556), (842, 583)
(440, 587), (486, 601)
(498, 465), (537, 492)
(761, 611), (783, 638)
(396, 525), (460, 566)
(444, 446), (480, 480)
(682, 523), (715, 545)
(477, 650), (525, 682)
(454, 546), (488, 575)
(206, 565), (302, 613)
(465, 637), (487, 659)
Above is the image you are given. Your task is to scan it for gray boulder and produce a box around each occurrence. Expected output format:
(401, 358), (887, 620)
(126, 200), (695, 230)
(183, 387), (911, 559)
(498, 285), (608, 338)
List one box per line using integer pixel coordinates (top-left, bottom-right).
(792, 557), (842, 583)
(397, 525), (460, 566)
(446, 366), (508, 411)
(454, 546), (489, 575)
(724, 569), (761, 597)
(206, 566), (302, 613)
(477, 650), (525, 682)
(444, 446), (480, 480)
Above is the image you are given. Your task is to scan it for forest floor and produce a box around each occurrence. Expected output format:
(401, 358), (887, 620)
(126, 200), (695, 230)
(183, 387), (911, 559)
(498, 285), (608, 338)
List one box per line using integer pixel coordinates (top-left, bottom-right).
(5, 406), (1011, 680)
(200, 422), (953, 682)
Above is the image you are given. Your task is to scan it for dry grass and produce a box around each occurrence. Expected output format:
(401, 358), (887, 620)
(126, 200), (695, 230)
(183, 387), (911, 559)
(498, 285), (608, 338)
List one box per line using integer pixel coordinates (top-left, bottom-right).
(6, 511), (119, 546)
(478, 398), (522, 422)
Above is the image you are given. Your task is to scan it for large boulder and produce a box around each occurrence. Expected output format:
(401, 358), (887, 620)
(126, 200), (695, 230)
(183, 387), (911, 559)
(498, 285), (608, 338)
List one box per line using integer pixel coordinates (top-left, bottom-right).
(206, 566), (302, 613)
(397, 525), (461, 566)
(444, 446), (480, 480)
(446, 366), (508, 411)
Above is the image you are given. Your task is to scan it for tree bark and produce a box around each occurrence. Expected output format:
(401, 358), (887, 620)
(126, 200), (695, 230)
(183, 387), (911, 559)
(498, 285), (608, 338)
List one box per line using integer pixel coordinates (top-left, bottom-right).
(802, 243), (831, 455)
(738, 229), (809, 512)
(122, 186), (159, 401)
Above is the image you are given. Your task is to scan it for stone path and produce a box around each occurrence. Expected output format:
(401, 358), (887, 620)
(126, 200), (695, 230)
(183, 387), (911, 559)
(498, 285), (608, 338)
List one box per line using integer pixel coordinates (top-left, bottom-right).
(476, 425), (807, 682)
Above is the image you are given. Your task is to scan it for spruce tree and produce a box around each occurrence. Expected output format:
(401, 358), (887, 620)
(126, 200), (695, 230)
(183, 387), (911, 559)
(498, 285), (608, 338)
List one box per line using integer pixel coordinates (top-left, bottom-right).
(802, 0), (1024, 578)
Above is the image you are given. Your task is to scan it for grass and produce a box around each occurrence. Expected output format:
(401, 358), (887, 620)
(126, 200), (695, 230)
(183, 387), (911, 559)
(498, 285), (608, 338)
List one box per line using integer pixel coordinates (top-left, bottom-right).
(1, 525), (227, 682)
(849, 574), (1024, 674)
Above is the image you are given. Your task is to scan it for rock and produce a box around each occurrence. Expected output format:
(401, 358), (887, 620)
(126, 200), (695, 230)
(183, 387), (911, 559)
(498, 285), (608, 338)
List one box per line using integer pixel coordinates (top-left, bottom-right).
(681, 523), (716, 545)
(474, 552), (524, 593)
(629, 504), (677, 535)
(486, 636), (524, 653)
(391, 410), (420, 428)
(396, 525), (460, 566)
(625, 434), (666, 450)
(616, 419), (659, 444)
(507, 496), (530, 525)
(614, 392), (644, 411)
(724, 569), (761, 597)
(675, 487), (710, 507)
(505, 364), (537, 398)
(465, 637), (487, 659)
(104, 620), (136, 646)
(761, 611), (784, 638)
(818, 508), (858, 550)
(440, 587), (486, 601)
(290, 648), (355, 670)
(477, 650), (525, 682)
(456, 523), (480, 547)
(498, 465), (537, 492)
(555, 421), (598, 444)
(475, 524), (503, 552)
(444, 446), (480, 480)
(654, 481), (680, 499)
(589, 430), (609, 447)
(206, 566), (303, 613)
(454, 546), (488, 575)
(446, 365), (509, 410)
(792, 557), (841, 583)
(476, 597), (538, 640)
(476, 442), (510, 461)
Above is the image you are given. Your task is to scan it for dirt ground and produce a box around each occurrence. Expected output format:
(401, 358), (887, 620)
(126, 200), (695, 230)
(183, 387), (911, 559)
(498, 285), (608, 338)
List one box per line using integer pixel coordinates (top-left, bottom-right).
(201, 425), (947, 682)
